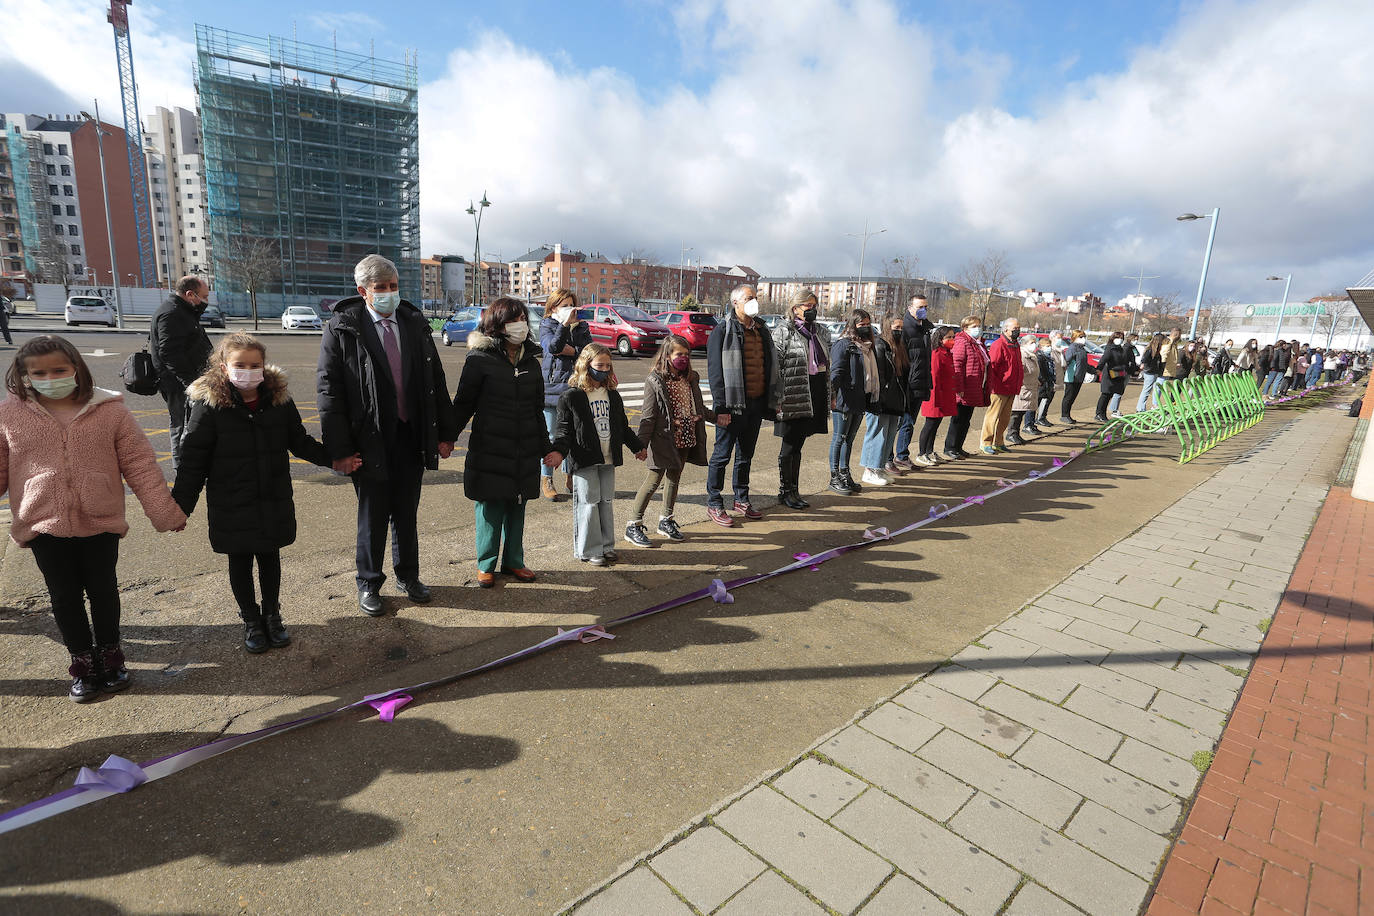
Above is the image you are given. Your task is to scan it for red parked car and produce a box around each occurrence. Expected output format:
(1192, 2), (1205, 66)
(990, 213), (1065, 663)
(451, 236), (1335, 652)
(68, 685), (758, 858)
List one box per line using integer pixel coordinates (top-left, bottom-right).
(651, 310), (718, 350)
(576, 303), (670, 356)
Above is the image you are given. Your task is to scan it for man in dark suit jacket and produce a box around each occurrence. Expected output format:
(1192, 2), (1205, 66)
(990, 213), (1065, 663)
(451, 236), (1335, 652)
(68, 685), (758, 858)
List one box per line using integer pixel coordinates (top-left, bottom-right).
(150, 275), (214, 469)
(317, 254), (458, 616)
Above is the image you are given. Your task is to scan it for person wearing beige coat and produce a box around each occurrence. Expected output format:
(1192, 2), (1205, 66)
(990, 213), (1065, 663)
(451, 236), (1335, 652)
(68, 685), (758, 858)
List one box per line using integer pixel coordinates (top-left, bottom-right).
(1007, 337), (1042, 444)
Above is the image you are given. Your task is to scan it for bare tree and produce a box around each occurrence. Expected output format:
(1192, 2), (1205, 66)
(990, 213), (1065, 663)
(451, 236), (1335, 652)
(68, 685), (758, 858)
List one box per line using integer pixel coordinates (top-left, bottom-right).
(34, 235), (71, 292)
(956, 249), (1014, 330)
(613, 250), (661, 308)
(1201, 297), (1240, 344)
(1311, 292), (1357, 348)
(884, 252), (924, 313)
(219, 236), (282, 330)
(1145, 291), (1189, 335)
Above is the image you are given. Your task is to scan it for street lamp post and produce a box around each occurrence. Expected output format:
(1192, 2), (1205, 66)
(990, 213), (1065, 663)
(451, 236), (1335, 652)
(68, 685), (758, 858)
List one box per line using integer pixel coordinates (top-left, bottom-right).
(465, 192), (490, 307)
(846, 221), (886, 309)
(679, 243), (693, 303)
(1266, 274), (1292, 343)
(80, 101), (124, 328)
(1177, 208), (1219, 339)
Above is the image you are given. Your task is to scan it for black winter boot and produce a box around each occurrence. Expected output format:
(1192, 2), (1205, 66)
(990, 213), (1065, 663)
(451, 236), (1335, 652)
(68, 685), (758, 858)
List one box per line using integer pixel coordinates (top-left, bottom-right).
(262, 604), (290, 649)
(97, 643), (130, 692)
(67, 651), (101, 703)
(241, 606), (269, 654)
(829, 469), (849, 494)
(780, 454), (808, 509)
(838, 468), (862, 493)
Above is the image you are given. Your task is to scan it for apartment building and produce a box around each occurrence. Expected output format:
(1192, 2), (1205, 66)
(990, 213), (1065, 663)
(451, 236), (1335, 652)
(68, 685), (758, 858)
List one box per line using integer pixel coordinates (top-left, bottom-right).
(0, 125), (24, 277)
(144, 106), (210, 286)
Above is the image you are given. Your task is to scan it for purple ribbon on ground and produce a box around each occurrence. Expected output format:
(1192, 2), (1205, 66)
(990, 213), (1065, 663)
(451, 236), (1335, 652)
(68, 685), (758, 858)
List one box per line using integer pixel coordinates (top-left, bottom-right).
(1027, 469), (1045, 479)
(0, 432), (1108, 836)
(995, 478), (1015, 489)
(364, 693), (413, 722)
(74, 756), (147, 793)
(792, 552), (822, 570)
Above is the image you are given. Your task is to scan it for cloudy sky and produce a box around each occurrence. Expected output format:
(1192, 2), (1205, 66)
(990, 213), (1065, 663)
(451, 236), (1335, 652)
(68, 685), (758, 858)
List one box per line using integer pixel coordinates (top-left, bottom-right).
(2, 0), (1370, 305)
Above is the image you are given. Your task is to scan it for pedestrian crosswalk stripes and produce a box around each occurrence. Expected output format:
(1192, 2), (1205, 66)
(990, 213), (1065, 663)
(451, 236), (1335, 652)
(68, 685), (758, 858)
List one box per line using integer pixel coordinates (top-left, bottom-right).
(615, 380), (712, 409)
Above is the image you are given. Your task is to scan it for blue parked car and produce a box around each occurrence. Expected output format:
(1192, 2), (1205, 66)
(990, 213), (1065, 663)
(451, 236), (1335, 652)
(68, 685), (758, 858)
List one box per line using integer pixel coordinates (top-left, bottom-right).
(440, 307), (484, 346)
(439, 304), (543, 347)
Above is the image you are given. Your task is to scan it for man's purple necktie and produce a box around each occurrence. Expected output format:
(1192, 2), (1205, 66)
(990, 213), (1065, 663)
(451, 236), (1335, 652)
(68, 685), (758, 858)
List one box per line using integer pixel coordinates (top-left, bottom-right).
(380, 318), (408, 422)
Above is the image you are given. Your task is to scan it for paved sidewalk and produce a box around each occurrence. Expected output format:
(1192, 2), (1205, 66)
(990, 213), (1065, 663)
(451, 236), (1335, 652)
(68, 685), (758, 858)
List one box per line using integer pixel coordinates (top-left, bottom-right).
(563, 409), (1352, 915)
(1147, 486), (1374, 916)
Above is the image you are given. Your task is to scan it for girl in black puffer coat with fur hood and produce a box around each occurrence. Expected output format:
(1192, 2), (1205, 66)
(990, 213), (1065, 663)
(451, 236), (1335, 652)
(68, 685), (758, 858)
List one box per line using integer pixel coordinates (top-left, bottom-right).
(173, 333), (334, 653)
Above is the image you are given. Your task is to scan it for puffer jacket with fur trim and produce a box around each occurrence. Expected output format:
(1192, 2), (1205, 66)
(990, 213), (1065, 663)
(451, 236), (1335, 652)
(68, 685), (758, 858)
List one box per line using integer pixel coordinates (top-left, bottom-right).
(172, 366), (330, 554)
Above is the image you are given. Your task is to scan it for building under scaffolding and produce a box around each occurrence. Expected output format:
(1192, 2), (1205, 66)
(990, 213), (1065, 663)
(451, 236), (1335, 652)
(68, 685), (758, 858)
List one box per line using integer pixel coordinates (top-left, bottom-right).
(194, 25), (419, 314)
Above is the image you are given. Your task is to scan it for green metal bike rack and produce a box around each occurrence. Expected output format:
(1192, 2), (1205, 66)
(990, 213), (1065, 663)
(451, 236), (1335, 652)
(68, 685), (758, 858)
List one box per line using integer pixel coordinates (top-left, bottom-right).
(1085, 374), (1266, 463)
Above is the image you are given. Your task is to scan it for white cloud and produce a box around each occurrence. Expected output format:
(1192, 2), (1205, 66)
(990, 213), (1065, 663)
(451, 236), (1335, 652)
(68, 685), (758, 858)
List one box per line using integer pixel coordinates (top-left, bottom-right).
(4, 0), (1372, 304)
(0, 0), (196, 115)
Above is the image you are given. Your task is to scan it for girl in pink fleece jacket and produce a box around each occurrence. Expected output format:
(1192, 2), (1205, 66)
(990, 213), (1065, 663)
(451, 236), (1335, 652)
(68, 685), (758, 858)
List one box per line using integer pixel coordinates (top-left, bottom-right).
(0, 335), (186, 702)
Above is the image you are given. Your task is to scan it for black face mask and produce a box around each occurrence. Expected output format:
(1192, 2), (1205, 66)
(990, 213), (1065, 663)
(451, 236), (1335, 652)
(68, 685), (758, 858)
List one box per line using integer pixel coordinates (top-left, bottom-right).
(589, 367), (611, 383)
(802, 308), (817, 322)
(1007, 328), (1021, 340)
(855, 326), (872, 339)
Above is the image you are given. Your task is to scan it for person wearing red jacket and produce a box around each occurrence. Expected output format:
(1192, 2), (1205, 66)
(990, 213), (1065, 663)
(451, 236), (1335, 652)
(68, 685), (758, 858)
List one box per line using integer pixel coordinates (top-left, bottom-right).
(915, 326), (958, 466)
(943, 315), (989, 460)
(980, 317), (1024, 455)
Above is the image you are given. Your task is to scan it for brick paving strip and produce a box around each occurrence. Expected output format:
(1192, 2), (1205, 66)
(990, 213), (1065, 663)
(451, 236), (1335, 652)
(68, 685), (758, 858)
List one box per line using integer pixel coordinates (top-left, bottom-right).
(559, 407), (1356, 916)
(1147, 483), (1373, 916)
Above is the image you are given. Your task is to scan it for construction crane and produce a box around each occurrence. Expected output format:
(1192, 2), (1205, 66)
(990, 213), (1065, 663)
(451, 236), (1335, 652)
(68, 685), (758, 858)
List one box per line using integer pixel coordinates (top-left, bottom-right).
(107, 0), (155, 286)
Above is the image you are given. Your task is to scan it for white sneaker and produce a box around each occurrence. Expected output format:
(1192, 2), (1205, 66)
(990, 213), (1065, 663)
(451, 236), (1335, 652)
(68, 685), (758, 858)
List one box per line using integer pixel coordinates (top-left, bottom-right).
(861, 468), (889, 486)
(913, 454), (936, 468)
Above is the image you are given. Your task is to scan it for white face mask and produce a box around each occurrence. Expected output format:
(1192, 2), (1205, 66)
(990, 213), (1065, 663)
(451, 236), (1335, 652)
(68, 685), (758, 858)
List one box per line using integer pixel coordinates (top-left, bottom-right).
(555, 307), (574, 322)
(228, 367), (264, 390)
(1112, 338), (1124, 346)
(504, 321), (529, 343)
(966, 326), (981, 338)
(741, 298), (760, 317)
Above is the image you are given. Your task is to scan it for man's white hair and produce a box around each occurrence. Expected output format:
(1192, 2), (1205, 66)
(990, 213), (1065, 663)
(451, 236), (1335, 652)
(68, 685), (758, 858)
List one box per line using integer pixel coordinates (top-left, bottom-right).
(354, 253), (398, 289)
(1001, 316), (1019, 330)
(730, 284), (756, 306)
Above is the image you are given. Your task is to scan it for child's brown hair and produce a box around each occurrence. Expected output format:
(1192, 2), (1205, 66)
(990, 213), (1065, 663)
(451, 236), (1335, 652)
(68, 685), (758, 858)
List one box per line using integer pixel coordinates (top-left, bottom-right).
(4, 335), (94, 403)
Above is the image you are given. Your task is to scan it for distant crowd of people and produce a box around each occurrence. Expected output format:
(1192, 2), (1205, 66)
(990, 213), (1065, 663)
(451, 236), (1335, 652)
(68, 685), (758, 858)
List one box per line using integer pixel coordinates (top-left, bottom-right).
(2, 255), (1368, 702)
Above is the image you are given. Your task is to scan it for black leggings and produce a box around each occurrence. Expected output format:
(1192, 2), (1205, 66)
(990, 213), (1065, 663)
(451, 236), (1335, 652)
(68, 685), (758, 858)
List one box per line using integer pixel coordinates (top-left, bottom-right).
(918, 416), (943, 455)
(943, 403), (976, 452)
(29, 533), (120, 653)
(1061, 381), (1083, 417)
(228, 551), (282, 615)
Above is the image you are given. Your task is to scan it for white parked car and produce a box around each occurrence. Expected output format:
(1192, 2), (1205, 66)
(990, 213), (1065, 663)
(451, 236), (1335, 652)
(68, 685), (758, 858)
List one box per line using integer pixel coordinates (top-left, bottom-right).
(281, 306), (322, 330)
(65, 295), (116, 327)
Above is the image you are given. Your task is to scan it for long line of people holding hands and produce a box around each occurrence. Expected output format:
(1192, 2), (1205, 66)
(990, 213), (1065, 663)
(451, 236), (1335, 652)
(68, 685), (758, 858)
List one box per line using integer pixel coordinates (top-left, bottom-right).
(3, 253), (1366, 702)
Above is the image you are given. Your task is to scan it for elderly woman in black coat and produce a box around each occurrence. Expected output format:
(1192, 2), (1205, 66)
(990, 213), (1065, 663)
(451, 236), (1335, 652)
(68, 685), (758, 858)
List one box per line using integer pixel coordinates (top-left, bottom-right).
(1094, 334), (1132, 422)
(772, 288), (831, 509)
(452, 297), (564, 588)
(173, 333), (334, 652)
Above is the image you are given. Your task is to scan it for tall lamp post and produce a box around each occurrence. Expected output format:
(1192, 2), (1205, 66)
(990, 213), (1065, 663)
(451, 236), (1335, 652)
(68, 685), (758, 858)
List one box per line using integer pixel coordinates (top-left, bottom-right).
(1266, 274), (1292, 342)
(679, 243), (693, 303)
(465, 192), (490, 307)
(1177, 208), (1219, 339)
(846, 221), (886, 309)
(79, 101), (124, 328)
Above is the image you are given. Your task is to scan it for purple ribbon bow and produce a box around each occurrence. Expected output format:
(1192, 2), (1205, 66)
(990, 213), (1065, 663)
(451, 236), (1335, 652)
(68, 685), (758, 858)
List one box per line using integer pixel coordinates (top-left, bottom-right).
(1069, 449), (1082, 459)
(792, 552), (822, 570)
(862, 527), (891, 541)
(74, 755), (148, 793)
(928, 504), (950, 518)
(995, 478), (1015, 489)
(556, 625), (616, 644)
(1026, 468), (1045, 479)
(709, 579), (734, 604)
(963, 494), (986, 505)
(364, 692), (413, 722)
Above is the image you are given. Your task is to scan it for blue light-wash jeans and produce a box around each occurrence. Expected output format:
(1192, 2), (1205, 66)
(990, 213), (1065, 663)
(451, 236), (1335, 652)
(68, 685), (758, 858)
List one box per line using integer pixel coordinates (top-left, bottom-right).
(861, 412), (901, 469)
(572, 464), (617, 560)
(829, 409), (864, 472)
(1136, 373), (1160, 412)
(894, 411), (916, 462)
(1262, 370), (1283, 396)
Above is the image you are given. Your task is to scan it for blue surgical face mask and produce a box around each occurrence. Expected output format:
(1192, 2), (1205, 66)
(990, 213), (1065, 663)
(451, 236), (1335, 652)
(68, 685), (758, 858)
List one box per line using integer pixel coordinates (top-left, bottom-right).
(370, 291), (400, 316)
(915, 307), (928, 319)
